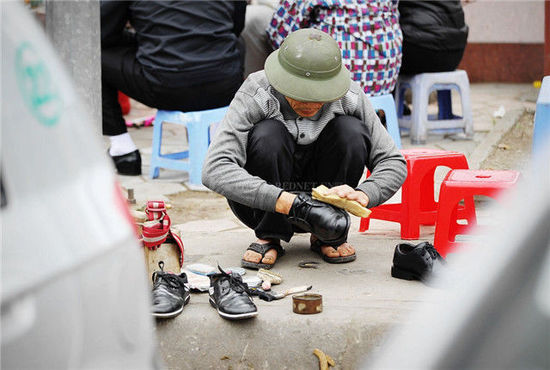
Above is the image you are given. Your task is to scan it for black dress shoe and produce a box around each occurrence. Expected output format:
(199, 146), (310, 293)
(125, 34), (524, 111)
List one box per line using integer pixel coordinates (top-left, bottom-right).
(209, 266), (257, 320)
(151, 261), (190, 318)
(288, 193), (350, 246)
(110, 149), (142, 176)
(391, 241), (446, 282)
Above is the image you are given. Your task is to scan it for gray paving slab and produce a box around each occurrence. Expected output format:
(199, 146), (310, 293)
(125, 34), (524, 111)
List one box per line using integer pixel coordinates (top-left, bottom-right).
(123, 181), (187, 205)
(469, 108), (525, 170)
(154, 228), (441, 369)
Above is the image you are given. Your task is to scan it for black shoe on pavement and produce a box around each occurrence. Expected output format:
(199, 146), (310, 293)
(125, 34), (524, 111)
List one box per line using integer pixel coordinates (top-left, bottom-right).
(151, 261), (190, 318)
(209, 266), (258, 320)
(391, 242), (446, 282)
(288, 193), (350, 246)
(110, 149), (142, 176)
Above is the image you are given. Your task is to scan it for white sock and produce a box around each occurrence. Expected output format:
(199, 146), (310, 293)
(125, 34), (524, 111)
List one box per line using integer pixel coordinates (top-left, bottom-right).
(109, 133), (137, 156)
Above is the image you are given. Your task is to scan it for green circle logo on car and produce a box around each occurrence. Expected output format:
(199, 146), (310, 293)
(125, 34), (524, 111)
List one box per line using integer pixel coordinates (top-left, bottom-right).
(15, 42), (62, 127)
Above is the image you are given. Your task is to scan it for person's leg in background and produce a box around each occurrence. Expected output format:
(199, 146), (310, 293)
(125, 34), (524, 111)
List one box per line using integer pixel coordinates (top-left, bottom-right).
(102, 45), (154, 175)
(240, 1), (277, 78)
(400, 41), (465, 74)
(153, 73), (244, 113)
(102, 42), (244, 175)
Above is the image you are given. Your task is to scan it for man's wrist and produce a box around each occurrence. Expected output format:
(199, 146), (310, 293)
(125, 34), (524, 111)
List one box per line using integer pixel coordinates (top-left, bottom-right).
(275, 191), (297, 215)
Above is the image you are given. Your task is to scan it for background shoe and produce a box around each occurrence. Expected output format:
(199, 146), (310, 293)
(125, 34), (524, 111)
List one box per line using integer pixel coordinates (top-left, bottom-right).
(111, 149), (142, 176)
(151, 261), (190, 318)
(209, 266), (257, 320)
(288, 193), (350, 246)
(391, 242), (446, 282)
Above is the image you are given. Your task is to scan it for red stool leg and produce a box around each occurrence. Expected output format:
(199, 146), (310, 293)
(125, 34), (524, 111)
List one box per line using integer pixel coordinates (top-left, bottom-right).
(359, 169), (372, 232)
(419, 167), (438, 215)
(359, 216), (371, 232)
(434, 186), (464, 257)
(461, 195), (477, 227)
(401, 162), (438, 239)
(400, 178), (420, 239)
(447, 197), (463, 246)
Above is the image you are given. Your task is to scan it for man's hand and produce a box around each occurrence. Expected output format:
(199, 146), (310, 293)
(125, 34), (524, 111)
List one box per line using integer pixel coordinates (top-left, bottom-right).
(327, 185), (369, 207)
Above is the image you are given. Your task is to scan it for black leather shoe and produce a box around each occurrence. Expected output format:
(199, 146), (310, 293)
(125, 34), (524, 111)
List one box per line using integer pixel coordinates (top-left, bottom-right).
(209, 266), (257, 320)
(151, 261), (190, 318)
(391, 242), (446, 282)
(288, 193), (350, 246)
(110, 149), (142, 176)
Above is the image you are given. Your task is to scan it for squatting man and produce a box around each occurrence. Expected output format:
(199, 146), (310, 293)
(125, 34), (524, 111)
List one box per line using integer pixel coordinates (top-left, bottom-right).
(202, 29), (407, 270)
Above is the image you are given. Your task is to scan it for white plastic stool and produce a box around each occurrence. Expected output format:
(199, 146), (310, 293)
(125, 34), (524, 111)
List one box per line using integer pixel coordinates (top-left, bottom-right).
(396, 70), (474, 144)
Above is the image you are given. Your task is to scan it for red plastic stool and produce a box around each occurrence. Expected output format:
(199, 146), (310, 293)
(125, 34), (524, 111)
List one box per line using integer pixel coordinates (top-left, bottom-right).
(434, 169), (520, 257)
(359, 148), (469, 239)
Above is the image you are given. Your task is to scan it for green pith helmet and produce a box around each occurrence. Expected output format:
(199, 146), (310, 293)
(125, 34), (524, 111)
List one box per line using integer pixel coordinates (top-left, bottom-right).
(264, 28), (350, 103)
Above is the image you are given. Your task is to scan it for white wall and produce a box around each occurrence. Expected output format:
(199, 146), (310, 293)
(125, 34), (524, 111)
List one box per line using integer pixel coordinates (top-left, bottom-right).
(463, 0), (545, 43)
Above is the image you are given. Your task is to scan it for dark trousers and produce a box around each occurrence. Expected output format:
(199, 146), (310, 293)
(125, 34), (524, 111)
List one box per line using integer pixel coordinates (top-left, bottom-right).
(400, 41), (466, 75)
(102, 45), (243, 136)
(228, 116), (369, 242)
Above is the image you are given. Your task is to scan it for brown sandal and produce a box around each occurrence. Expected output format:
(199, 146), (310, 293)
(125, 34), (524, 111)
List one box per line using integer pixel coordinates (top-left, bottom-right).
(241, 242), (285, 270)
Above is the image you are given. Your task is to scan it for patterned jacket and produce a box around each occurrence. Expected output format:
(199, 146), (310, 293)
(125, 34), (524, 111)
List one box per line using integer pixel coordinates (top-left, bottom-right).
(267, 0), (402, 96)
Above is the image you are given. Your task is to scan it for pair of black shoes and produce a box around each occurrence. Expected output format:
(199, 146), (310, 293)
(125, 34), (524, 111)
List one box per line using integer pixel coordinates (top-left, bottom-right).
(151, 261), (190, 318)
(391, 242), (446, 283)
(288, 193), (350, 246)
(110, 149), (142, 176)
(151, 263), (258, 320)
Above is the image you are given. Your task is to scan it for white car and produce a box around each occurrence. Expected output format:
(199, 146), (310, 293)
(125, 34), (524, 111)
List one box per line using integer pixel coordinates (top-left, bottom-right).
(1, 3), (157, 368)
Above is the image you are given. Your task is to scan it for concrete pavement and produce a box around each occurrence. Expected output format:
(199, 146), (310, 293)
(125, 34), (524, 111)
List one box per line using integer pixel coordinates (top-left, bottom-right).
(115, 83), (537, 369)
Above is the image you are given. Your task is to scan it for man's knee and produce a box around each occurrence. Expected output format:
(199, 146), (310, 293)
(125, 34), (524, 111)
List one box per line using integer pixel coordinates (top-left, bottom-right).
(324, 116), (366, 150)
(248, 119), (293, 153)
(245, 119), (294, 185)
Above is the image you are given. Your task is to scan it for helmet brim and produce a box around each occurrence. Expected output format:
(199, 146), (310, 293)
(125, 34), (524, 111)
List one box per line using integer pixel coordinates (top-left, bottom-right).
(264, 49), (351, 103)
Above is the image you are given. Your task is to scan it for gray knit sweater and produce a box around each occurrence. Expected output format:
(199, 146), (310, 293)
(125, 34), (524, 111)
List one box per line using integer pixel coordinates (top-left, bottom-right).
(202, 71), (407, 212)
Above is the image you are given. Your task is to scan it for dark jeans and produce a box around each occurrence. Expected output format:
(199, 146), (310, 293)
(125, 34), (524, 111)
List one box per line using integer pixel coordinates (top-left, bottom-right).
(400, 41), (466, 75)
(102, 45), (243, 136)
(228, 116), (369, 242)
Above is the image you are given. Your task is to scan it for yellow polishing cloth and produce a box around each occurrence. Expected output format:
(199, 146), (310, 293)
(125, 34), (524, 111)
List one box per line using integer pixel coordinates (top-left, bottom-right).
(312, 185), (372, 218)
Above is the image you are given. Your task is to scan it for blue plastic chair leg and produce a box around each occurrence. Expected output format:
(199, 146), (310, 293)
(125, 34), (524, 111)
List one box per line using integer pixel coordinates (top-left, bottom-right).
(186, 119), (210, 186)
(383, 100), (402, 149)
(369, 94), (402, 149)
(437, 89), (453, 119)
(397, 86), (407, 118)
(149, 114), (163, 179)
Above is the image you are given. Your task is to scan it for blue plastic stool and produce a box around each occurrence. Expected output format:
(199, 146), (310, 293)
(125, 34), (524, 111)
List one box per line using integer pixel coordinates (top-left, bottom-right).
(395, 70), (473, 144)
(533, 76), (550, 155)
(149, 106), (228, 185)
(369, 94), (402, 148)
